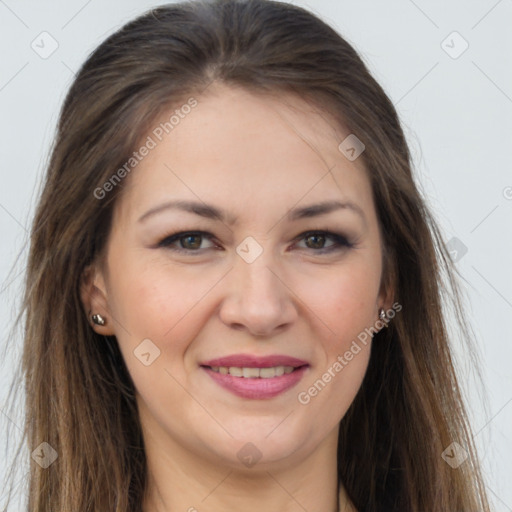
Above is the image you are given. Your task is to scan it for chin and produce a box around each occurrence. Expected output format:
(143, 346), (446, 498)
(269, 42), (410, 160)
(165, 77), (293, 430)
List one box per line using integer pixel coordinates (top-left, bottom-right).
(200, 418), (317, 470)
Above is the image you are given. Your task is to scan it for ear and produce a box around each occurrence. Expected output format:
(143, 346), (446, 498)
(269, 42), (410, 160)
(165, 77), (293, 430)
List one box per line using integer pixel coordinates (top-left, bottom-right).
(377, 241), (397, 313)
(80, 263), (116, 336)
(376, 250), (396, 318)
(377, 276), (395, 313)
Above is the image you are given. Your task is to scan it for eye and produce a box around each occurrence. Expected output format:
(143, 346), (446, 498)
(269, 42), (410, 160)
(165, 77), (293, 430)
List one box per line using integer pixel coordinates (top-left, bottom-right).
(295, 231), (353, 253)
(158, 231), (217, 253)
(157, 229), (353, 255)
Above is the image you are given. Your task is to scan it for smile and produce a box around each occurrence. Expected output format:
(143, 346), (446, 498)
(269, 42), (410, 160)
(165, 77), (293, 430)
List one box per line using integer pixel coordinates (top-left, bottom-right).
(208, 365), (295, 378)
(200, 354), (309, 399)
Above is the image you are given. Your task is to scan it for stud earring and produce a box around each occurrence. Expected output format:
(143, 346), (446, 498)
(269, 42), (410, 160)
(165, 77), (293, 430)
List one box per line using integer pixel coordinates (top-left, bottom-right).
(378, 307), (388, 328)
(91, 313), (107, 326)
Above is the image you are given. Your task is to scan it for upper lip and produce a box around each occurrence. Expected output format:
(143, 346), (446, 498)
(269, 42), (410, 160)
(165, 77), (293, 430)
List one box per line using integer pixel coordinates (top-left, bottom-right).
(201, 354), (309, 368)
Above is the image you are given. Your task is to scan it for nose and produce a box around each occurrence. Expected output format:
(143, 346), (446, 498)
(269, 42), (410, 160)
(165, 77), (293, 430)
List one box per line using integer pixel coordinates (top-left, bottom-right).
(218, 252), (298, 337)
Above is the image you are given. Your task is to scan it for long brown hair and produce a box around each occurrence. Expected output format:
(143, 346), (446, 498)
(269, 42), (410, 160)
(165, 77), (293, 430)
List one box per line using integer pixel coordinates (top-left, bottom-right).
(3, 0), (490, 510)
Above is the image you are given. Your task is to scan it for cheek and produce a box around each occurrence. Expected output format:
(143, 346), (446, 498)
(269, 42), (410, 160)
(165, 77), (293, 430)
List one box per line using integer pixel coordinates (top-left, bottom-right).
(106, 253), (223, 367)
(106, 265), (208, 415)
(303, 258), (380, 419)
(320, 342), (371, 421)
(297, 259), (381, 343)
(296, 327), (371, 441)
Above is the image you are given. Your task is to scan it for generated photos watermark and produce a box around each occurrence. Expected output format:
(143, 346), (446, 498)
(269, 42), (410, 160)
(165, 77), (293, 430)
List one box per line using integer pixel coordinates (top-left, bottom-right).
(94, 97), (198, 200)
(297, 301), (402, 405)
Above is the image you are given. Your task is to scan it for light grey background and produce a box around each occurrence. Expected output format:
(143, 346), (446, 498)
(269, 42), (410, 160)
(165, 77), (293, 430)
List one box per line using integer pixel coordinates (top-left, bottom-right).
(1, 0), (511, 510)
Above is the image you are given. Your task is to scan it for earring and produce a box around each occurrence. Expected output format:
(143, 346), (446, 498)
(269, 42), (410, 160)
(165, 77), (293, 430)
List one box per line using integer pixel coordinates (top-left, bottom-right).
(378, 307), (388, 328)
(91, 313), (107, 326)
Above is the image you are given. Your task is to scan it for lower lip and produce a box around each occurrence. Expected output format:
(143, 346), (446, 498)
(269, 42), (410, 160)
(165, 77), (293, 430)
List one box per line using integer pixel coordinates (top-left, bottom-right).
(202, 366), (308, 399)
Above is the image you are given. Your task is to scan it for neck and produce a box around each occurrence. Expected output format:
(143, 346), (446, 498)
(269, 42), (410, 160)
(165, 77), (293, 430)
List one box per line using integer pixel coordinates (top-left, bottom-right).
(141, 420), (355, 512)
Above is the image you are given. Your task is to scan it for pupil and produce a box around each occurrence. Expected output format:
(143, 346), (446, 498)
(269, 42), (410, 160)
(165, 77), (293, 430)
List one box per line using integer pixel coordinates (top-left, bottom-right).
(182, 235), (201, 249)
(307, 234), (325, 249)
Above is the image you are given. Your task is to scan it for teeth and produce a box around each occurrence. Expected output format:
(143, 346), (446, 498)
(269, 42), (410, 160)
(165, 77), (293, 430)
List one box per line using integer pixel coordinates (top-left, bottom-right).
(229, 367), (243, 377)
(209, 365), (296, 378)
(259, 367), (276, 378)
(275, 366), (284, 376)
(242, 367), (260, 378)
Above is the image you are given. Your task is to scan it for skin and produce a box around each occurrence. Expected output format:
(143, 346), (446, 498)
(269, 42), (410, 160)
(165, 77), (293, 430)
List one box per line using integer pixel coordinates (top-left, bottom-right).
(82, 84), (392, 512)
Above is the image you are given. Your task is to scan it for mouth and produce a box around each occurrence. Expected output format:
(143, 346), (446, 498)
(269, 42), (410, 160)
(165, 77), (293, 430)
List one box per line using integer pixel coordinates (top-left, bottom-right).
(200, 354), (309, 399)
(207, 365), (297, 378)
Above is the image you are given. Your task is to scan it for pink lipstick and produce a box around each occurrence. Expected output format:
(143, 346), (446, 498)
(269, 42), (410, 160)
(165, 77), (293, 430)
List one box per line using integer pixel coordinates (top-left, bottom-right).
(200, 354), (309, 399)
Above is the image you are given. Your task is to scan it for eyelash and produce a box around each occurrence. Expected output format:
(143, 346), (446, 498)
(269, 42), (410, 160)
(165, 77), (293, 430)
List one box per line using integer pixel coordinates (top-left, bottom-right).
(157, 230), (354, 255)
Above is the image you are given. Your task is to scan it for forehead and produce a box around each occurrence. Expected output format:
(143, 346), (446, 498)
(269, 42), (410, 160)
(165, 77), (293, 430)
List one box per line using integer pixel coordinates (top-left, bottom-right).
(115, 84), (375, 224)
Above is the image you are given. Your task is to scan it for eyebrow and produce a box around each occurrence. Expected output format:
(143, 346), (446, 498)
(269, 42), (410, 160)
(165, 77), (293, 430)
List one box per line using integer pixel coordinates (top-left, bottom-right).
(137, 199), (366, 225)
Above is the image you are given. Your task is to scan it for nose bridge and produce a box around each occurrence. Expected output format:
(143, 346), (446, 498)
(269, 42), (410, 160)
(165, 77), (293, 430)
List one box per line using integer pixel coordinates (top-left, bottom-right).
(234, 245), (281, 307)
(234, 234), (276, 287)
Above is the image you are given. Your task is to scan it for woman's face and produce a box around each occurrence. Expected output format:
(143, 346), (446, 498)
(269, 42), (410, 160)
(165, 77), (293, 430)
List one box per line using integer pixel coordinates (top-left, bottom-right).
(89, 84), (388, 471)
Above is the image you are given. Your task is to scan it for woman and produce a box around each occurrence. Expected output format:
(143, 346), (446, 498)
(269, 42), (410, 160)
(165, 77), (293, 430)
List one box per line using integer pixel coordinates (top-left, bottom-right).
(5, 0), (490, 510)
